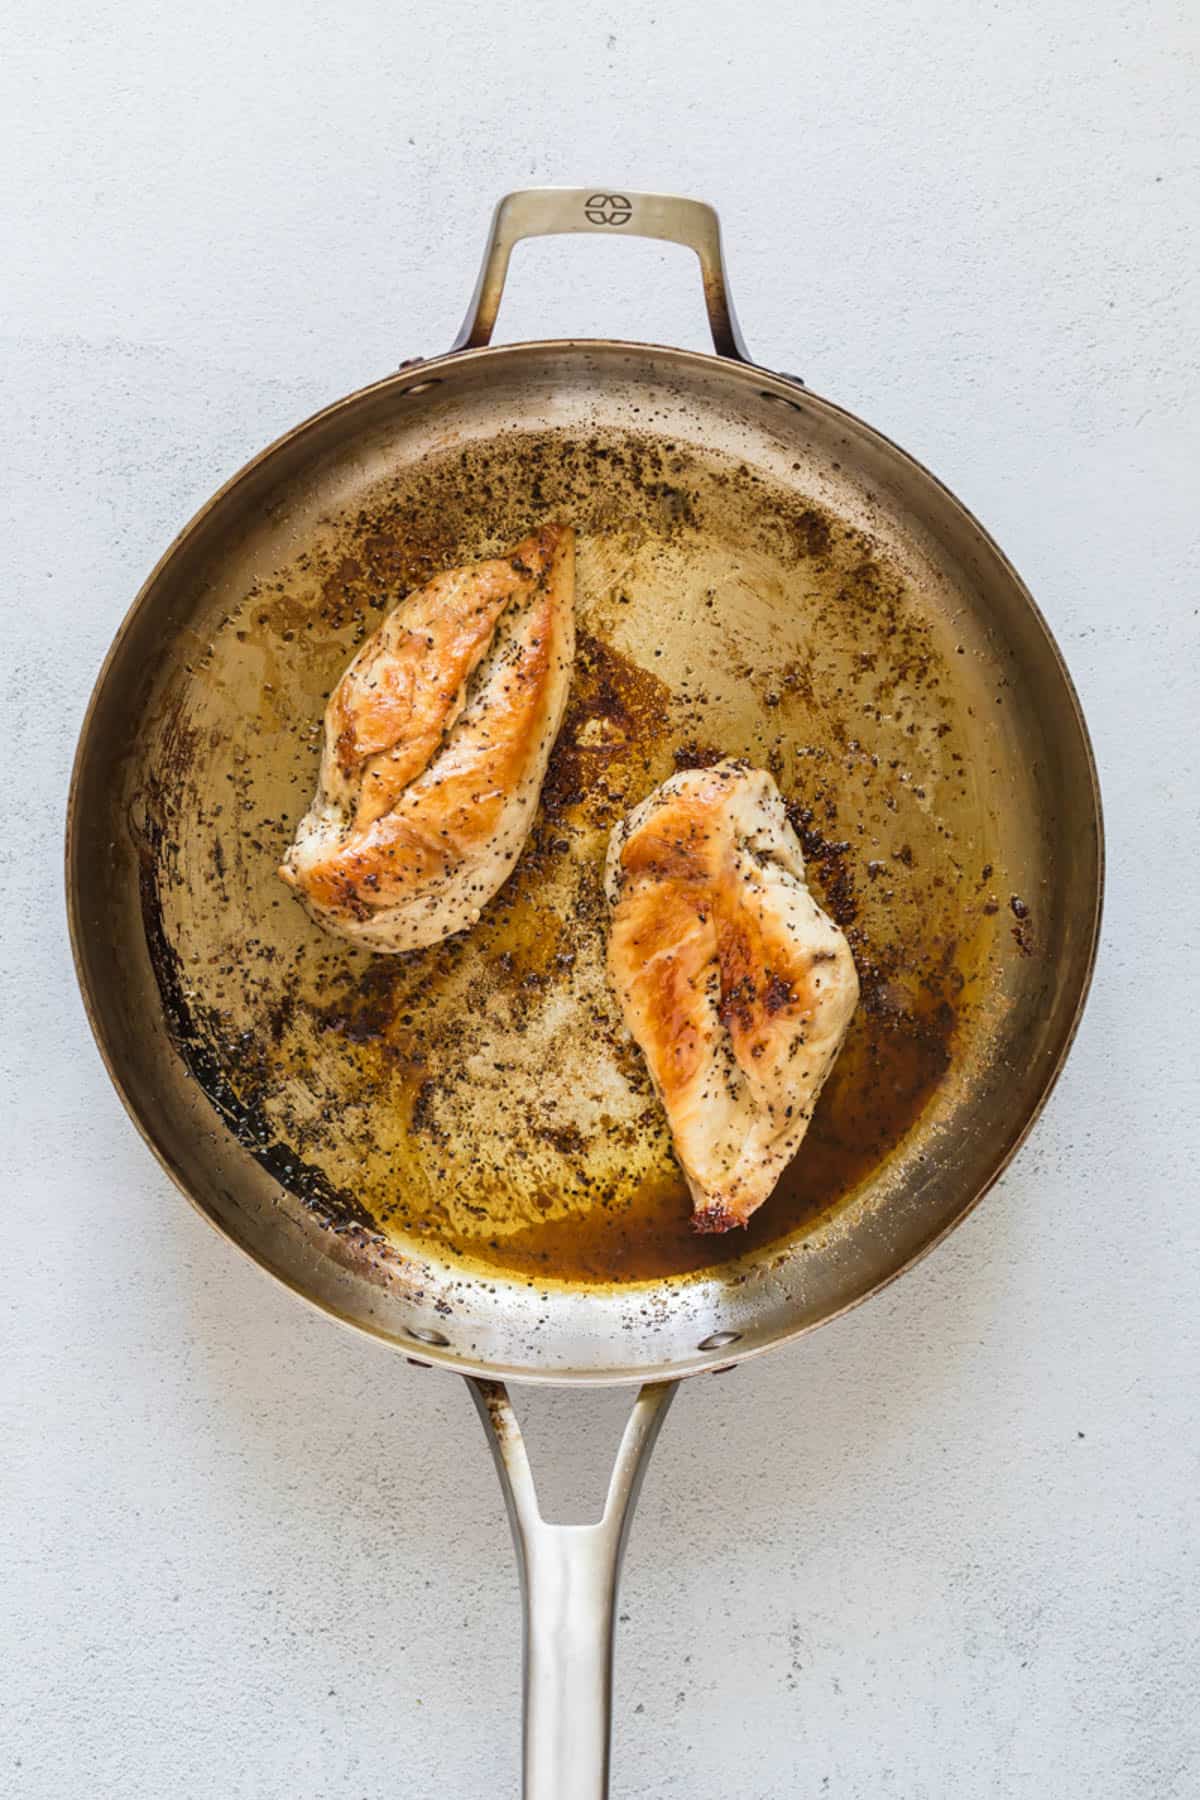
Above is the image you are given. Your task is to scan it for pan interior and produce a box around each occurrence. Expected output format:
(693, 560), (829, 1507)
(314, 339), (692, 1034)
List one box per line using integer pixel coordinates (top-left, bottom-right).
(72, 345), (1098, 1378)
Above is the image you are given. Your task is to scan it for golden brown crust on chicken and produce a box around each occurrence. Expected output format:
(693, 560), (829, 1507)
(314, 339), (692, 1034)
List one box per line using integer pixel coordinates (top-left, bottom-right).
(605, 761), (859, 1231)
(330, 555), (527, 829)
(280, 525), (575, 951)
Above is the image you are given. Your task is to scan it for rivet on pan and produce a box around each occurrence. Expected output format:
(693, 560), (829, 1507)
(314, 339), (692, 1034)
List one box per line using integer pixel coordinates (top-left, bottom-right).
(759, 389), (804, 412)
(698, 1330), (741, 1350)
(396, 377), (444, 396)
(406, 1325), (451, 1347)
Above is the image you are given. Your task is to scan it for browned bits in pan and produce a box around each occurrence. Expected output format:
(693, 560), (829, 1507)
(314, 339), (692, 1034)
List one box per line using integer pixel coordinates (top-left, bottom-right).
(130, 423), (1010, 1289)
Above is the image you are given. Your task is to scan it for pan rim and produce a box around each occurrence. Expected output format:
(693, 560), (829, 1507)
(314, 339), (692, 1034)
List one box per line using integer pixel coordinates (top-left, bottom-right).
(65, 338), (1105, 1385)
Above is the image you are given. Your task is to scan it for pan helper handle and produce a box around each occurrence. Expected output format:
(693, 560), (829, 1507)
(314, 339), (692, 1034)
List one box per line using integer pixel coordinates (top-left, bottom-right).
(451, 187), (751, 362)
(469, 1377), (678, 1800)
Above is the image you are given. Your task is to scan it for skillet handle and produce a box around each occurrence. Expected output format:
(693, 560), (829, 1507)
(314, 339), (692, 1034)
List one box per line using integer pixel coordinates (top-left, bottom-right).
(451, 188), (751, 362)
(468, 1376), (678, 1800)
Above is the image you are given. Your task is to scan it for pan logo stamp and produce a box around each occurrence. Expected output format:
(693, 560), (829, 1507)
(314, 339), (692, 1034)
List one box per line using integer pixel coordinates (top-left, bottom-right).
(584, 193), (633, 226)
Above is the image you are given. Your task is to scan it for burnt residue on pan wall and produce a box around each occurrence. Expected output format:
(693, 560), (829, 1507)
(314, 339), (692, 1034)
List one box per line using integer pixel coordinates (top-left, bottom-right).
(133, 428), (1011, 1288)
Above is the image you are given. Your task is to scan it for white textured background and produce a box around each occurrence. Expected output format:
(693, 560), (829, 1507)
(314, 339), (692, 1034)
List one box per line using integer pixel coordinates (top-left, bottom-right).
(3, 3), (1198, 1796)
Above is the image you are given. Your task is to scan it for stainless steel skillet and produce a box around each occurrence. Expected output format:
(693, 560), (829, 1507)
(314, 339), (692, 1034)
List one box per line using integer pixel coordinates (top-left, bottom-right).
(67, 189), (1102, 1796)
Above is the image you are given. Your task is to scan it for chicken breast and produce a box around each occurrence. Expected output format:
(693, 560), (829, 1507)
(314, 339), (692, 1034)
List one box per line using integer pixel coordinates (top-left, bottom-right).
(605, 760), (859, 1231)
(280, 523), (575, 951)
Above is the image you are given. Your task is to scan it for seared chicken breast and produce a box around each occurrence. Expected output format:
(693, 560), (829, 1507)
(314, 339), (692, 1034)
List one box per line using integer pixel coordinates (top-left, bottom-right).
(281, 524), (575, 951)
(605, 760), (859, 1231)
